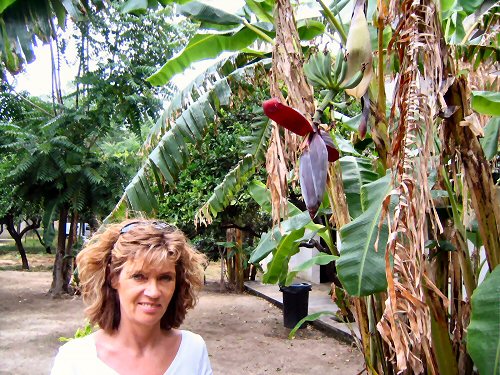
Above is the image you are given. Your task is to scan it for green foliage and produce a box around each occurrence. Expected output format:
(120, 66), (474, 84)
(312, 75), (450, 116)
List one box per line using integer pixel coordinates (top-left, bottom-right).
(156, 95), (271, 258)
(196, 107), (272, 223)
(146, 0), (325, 86)
(0, 236), (47, 255)
(480, 117), (500, 160)
(339, 156), (380, 219)
(337, 173), (392, 296)
(72, 3), (195, 137)
(119, 58), (270, 217)
(288, 311), (337, 339)
(471, 91), (500, 116)
(0, 0), (104, 76)
(59, 321), (95, 342)
(467, 265), (500, 375)
(285, 253), (338, 285)
(247, 180), (336, 283)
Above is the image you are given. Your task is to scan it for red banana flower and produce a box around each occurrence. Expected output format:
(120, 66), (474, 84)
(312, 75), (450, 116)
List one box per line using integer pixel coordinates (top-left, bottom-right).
(262, 98), (340, 218)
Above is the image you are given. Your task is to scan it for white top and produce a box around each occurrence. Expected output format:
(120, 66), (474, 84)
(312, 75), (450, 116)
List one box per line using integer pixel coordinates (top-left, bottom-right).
(50, 330), (212, 375)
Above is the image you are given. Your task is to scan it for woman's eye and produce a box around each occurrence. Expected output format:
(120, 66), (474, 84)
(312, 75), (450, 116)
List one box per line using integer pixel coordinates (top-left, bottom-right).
(160, 275), (173, 281)
(132, 273), (145, 281)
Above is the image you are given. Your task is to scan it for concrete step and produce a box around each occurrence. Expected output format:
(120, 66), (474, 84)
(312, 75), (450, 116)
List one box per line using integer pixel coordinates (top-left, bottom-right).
(244, 278), (358, 344)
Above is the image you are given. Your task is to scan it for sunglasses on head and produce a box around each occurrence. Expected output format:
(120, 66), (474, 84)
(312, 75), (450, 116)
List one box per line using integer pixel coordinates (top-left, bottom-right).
(119, 221), (177, 235)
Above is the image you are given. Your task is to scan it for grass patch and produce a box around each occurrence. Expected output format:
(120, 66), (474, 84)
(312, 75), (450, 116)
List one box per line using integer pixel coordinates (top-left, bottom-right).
(0, 235), (55, 270)
(0, 236), (49, 255)
(0, 263), (53, 271)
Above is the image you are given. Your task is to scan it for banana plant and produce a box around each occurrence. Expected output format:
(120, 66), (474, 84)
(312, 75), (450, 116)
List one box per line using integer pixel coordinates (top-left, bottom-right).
(105, 57), (271, 222)
(467, 265), (500, 375)
(247, 179), (335, 285)
(146, 0), (326, 87)
(108, 0), (335, 223)
(336, 171), (392, 296)
(247, 154), (389, 293)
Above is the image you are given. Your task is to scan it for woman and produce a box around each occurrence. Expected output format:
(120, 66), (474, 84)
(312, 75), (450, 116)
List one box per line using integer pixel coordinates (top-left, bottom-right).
(51, 219), (212, 375)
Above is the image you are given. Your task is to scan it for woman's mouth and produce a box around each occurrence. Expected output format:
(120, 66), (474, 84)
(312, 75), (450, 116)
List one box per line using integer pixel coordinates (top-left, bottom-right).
(138, 302), (162, 312)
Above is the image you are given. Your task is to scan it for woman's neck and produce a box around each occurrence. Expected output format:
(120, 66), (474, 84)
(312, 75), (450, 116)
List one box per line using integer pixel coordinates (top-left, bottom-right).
(110, 323), (174, 354)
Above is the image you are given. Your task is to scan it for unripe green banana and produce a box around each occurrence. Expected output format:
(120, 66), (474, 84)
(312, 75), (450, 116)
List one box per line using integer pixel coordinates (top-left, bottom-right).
(333, 49), (344, 78)
(342, 0), (372, 98)
(305, 53), (332, 88)
(322, 52), (334, 87)
(340, 69), (364, 90)
(336, 55), (348, 87)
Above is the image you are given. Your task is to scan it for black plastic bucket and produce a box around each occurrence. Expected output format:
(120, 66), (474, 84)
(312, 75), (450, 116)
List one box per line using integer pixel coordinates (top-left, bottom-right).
(279, 283), (312, 329)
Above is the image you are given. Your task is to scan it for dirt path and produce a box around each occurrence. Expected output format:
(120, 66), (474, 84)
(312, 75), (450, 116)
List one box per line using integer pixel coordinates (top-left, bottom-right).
(0, 270), (363, 375)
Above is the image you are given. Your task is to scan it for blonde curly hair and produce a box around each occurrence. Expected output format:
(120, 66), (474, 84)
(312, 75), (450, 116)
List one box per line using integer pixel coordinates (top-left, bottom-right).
(76, 219), (207, 333)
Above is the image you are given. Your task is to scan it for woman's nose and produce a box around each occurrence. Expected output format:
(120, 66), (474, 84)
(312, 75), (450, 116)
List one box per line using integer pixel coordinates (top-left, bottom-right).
(144, 280), (160, 298)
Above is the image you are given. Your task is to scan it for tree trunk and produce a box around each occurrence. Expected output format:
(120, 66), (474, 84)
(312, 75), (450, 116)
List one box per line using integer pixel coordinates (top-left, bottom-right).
(50, 207), (72, 295)
(14, 237), (29, 270)
(4, 213), (41, 270)
(66, 211), (79, 274)
(443, 77), (500, 271)
(4, 215), (29, 269)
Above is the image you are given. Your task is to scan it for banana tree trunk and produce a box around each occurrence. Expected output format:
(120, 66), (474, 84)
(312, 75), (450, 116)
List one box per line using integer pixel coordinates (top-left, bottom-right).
(443, 77), (500, 271)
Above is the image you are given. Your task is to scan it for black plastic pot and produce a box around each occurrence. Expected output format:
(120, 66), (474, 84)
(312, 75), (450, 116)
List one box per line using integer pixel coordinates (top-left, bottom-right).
(279, 282), (312, 329)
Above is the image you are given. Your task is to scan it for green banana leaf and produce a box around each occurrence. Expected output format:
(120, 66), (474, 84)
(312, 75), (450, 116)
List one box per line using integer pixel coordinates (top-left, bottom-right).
(147, 27), (260, 86)
(115, 59), (270, 216)
(248, 211), (311, 264)
(340, 156), (379, 219)
(0, 0), (16, 13)
(334, 133), (360, 156)
(249, 229), (283, 264)
(120, 0), (148, 14)
(151, 53), (265, 143)
(472, 91), (500, 116)
(467, 265), (500, 375)
(179, 1), (243, 26)
(248, 178), (333, 248)
(262, 227), (306, 284)
(288, 311), (337, 339)
(240, 110), (273, 162)
(147, 1), (326, 87)
(195, 154), (256, 224)
(247, 180), (336, 277)
(248, 179), (301, 216)
(244, 0), (274, 24)
(248, 179), (334, 250)
(479, 117), (499, 160)
(296, 19), (326, 43)
(337, 172), (392, 296)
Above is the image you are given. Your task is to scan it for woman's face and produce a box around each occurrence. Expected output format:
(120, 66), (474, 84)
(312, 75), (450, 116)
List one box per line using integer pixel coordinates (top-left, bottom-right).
(112, 257), (176, 329)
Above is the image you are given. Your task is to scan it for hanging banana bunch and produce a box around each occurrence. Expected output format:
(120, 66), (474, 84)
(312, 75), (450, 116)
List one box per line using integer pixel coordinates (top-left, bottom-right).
(303, 46), (371, 140)
(303, 49), (366, 92)
(262, 98), (339, 218)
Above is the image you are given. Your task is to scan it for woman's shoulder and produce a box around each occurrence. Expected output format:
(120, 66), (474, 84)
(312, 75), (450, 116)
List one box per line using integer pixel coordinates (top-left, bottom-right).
(56, 331), (97, 357)
(179, 329), (207, 346)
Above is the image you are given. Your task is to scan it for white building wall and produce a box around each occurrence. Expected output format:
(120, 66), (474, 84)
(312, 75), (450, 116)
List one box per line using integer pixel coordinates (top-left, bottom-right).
(289, 246), (321, 284)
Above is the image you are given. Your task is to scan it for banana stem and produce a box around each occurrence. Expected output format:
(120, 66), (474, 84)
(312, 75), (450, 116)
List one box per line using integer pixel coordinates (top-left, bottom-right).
(243, 20), (274, 44)
(316, 0), (347, 44)
(440, 166), (476, 298)
(323, 214), (340, 256)
(313, 90), (335, 125)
